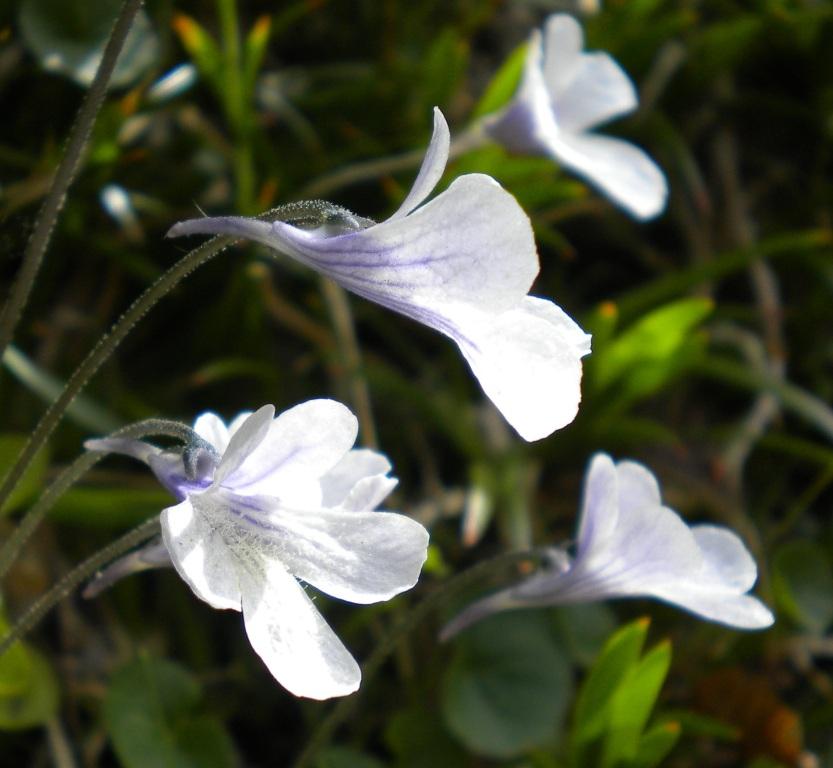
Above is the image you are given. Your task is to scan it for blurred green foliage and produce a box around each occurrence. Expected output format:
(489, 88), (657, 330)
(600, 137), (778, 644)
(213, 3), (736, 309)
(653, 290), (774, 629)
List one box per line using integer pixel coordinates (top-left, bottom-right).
(1, 0), (833, 765)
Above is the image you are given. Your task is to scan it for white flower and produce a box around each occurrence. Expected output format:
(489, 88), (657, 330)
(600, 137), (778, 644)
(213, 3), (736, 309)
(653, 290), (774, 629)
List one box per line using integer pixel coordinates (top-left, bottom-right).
(484, 14), (667, 220)
(87, 400), (430, 700)
(166, 108), (591, 442)
(442, 453), (774, 639)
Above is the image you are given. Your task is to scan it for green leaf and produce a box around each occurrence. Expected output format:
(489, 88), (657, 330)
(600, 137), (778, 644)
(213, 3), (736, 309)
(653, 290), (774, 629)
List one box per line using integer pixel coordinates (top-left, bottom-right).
(172, 13), (223, 89)
(441, 611), (571, 758)
(602, 640), (672, 767)
(551, 603), (618, 668)
(570, 618), (649, 760)
(590, 297), (713, 401)
(243, 16), (272, 99)
(104, 655), (236, 768)
(0, 435), (49, 516)
(0, 609), (59, 730)
(315, 747), (385, 768)
(18, 0), (158, 88)
(631, 721), (681, 768)
(385, 707), (466, 768)
(773, 539), (833, 633)
(49, 486), (169, 528)
(419, 28), (469, 114)
(472, 41), (527, 118)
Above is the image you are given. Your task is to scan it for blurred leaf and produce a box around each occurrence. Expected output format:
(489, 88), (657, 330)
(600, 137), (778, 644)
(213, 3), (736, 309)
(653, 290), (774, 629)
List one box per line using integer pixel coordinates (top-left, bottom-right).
(385, 707), (466, 768)
(551, 603), (618, 668)
(659, 709), (739, 742)
(315, 746), (386, 768)
(773, 539), (833, 633)
(0, 435), (49, 517)
(590, 297), (713, 403)
(602, 640), (672, 767)
(570, 618), (649, 760)
(440, 611), (571, 758)
(18, 0), (158, 88)
(472, 41), (526, 118)
(49, 486), (168, 528)
(418, 28), (468, 114)
(104, 655), (236, 768)
(0, 609), (58, 730)
(631, 721), (680, 768)
(172, 13), (222, 90)
(243, 16), (272, 98)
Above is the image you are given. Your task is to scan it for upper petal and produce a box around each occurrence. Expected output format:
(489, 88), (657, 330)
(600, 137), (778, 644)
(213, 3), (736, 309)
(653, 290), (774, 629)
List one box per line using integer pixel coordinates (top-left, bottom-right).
(692, 525), (758, 592)
(224, 400), (358, 504)
(576, 453), (620, 561)
(160, 497), (242, 611)
(193, 412), (231, 453)
(214, 405), (275, 486)
(615, 460), (662, 518)
(541, 14), (584, 96)
(542, 131), (668, 220)
(388, 107), (450, 220)
(553, 53), (638, 133)
(319, 448), (397, 510)
(451, 296), (591, 441)
(645, 586), (774, 630)
(240, 557), (361, 699)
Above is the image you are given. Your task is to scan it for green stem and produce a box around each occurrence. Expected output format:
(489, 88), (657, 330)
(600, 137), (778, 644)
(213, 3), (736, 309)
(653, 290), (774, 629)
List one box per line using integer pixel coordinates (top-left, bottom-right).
(0, 516), (161, 658)
(0, 233), (234, 531)
(291, 548), (541, 768)
(0, 419), (198, 582)
(0, 0), (144, 361)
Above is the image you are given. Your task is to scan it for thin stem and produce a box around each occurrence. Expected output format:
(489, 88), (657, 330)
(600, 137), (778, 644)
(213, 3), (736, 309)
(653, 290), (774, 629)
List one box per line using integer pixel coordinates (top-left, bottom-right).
(319, 277), (378, 449)
(0, 0), (144, 360)
(299, 124), (489, 200)
(0, 419), (197, 582)
(0, 517), (160, 658)
(0, 233), (234, 523)
(292, 548), (541, 768)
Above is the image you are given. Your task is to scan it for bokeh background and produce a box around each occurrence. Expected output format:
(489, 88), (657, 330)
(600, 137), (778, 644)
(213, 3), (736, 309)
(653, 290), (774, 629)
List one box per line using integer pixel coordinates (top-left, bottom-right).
(1, 0), (833, 766)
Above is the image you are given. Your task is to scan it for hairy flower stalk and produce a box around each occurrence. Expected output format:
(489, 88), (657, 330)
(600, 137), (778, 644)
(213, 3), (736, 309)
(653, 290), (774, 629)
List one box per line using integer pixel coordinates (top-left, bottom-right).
(168, 108), (591, 442)
(86, 401), (430, 700)
(483, 14), (668, 220)
(442, 453), (774, 639)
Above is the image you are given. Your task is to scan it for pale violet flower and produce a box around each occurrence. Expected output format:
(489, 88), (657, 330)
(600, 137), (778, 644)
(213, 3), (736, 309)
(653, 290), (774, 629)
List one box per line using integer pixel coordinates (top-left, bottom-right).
(86, 400), (430, 700)
(484, 14), (667, 220)
(167, 108), (591, 442)
(442, 453), (774, 639)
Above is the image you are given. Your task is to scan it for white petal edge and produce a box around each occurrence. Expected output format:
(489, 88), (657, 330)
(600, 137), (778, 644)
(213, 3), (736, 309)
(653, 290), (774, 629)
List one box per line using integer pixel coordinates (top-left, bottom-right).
(545, 131), (668, 220)
(319, 448), (393, 508)
(451, 296), (591, 441)
(692, 525), (759, 592)
(614, 459), (662, 518)
(576, 453), (620, 560)
(213, 404), (274, 486)
(388, 107), (450, 220)
(160, 498), (242, 611)
(541, 14), (584, 96)
(193, 412), (231, 453)
(240, 558), (360, 699)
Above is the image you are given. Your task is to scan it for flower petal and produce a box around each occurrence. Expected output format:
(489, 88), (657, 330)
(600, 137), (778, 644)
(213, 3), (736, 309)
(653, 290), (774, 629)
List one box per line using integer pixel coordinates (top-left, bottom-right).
(217, 491), (429, 604)
(545, 131), (667, 220)
(320, 448), (396, 510)
(213, 404), (274, 486)
(388, 107), (450, 220)
(692, 525), (758, 592)
(193, 412), (231, 453)
(553, 53), (638, 133)
(647, 587), (774, 629)
(451, 296), (590, 441)
(160, 498), (242, 611)
(225, 400), (358, 504)
(615, 460), (662, 518)
(240, 557), (360, 699)
(541, 14), (584, 96)
(576, 453), (620, 560)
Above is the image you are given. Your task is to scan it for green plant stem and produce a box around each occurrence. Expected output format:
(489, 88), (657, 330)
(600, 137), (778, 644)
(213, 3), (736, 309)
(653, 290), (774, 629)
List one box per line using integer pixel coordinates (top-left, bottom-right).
(0, 0), (144, 362)
(0, 233), (234, 529)
(0, 419), (198, 582)
(291, 548), (541, 768)
(0, 516), (160, 658)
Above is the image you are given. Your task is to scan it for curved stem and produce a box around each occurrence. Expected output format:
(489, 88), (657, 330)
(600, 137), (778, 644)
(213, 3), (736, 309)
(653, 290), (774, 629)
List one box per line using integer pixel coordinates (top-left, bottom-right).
(0, 419), (197, 582)
(0, 516), (161, 658)
(292, 548), (541, 768)
(298, 123), (489, 200)
(0, 234), (234, 521)
(0, 0), (144, 360)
